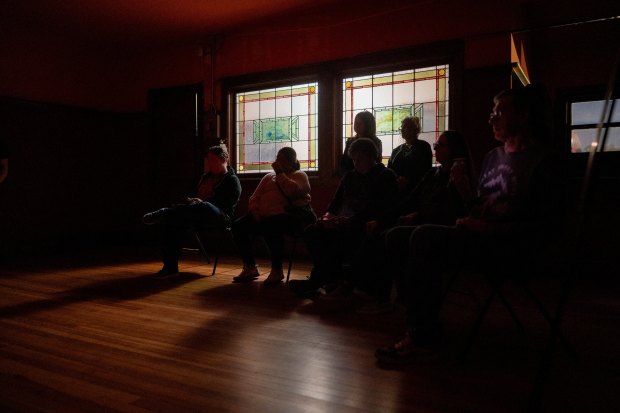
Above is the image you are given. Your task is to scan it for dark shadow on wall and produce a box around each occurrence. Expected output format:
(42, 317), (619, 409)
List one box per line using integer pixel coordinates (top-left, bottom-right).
(0, 96), (150, 260)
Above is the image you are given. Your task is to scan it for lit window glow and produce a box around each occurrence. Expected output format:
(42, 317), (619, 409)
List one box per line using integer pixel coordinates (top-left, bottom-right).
(235, 83), (319, 174)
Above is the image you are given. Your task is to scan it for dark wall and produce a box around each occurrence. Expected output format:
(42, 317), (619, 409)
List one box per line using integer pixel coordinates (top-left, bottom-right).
(0, 97), (149, 258)
(462, 65), (513, 176)
(0, 57), (515, 260)
(1, 2), (618, 264)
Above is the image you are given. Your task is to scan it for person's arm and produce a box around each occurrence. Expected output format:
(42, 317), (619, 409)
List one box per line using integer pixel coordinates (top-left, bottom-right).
(374, 169), (399, 223)
(373, 136), (383, 164)
(217, 174), (242, 211)
(450, 164), (475, 206)
(326, 174), (347, 215)
(394, 168), (435, 223)
(275, 170), (310, 199)
(248, 174), (271, 213)
(353, 168), (398, 225)
(0, 158), (8, 184)
(411, 141), (433, 186)
(340, 139), (354, 173)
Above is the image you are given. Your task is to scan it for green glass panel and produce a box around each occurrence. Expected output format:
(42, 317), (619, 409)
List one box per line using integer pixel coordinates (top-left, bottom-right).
(252, 116), (299, 144)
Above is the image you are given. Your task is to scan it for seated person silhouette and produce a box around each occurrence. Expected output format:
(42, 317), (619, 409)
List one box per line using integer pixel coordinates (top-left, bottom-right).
(388, 116), (432, 194)
(143, 144), (241, 278)
(355, 130), (473, 314)
(290, 138), (398, 296)
(375, 85), (558, 365)
(231, 147), (315, 285)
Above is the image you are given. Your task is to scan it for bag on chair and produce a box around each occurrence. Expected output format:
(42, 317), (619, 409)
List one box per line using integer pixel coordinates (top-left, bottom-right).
(275, 181), (317, 228)
(285, 202), (317, 227)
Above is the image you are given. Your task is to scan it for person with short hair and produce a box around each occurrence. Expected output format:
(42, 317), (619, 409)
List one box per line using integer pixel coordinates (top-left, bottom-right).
(388, 116), (432, 193)
(291, 137), (398, 296)
(355, 130), (474, 314)
(143, 144), (242, 278)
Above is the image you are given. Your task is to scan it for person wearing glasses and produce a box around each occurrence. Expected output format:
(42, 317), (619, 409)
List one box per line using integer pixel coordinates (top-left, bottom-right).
(388, 116), (432, 194)
(375, 84), (558, 364)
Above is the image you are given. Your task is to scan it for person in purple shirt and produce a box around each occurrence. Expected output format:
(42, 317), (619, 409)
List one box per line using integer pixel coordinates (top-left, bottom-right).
(376, 84), (558, 365)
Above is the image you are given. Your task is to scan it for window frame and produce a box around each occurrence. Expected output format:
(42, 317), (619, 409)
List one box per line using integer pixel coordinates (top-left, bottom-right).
(230, 79), (321, 176)
(222, 68), (328, 180)
(338, 63), (451, 166)
(558, 87), (620, 155)
(221, 42), (463, 179)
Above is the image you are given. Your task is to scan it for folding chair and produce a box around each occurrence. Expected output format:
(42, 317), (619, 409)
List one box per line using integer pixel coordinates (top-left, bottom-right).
(284, 232), (301, 284)
(454, 161), (581, 366)
(190, 227), (301, 281)
(459, 259), (578, 362)
(184, 226), (232, 276)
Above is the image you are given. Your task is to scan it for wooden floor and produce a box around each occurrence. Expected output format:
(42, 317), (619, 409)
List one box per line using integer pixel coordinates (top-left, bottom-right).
(1, 248), (619, 412)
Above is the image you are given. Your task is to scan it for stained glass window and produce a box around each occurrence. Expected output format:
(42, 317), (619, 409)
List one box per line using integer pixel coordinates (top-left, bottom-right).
(569, 99), (620, 153)
(235, 83), (319, 174)
(342, 65), (449, 163)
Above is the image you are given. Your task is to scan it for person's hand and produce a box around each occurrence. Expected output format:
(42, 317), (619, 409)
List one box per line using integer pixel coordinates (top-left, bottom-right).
(366, 220), (379, 236)
(187, 197), (203, 205)
(450, 160), (473, 201)
(272, 160), (283, 174)
(456, 217), (490, 233)
(398, 212), (419, 225)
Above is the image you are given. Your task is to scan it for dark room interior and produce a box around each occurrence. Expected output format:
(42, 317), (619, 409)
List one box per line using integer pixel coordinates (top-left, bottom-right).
(1, 1), (619, 412)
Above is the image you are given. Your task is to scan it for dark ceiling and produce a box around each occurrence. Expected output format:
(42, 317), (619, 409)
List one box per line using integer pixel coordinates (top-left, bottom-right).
(1, 0), (360, 46)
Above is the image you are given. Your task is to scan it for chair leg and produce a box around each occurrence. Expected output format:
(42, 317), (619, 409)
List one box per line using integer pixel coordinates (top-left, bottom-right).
(193, 232), (210, 264)
(443, 269), (481, 306)
(495, 288), (526, 334)
(461, 274), (525, 360)
(210, 228), (231, 276)
(286, 236), (298, 284)
(527, 266), (578, 412)
(520, 281), (578, 359)
(211, 253), (219, 276)
(461, 288), (496, 360)
(192, 228), (233, 277)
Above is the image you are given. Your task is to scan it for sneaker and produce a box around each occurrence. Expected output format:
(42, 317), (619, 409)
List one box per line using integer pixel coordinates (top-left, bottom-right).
(375, 332), (432, 365)
(142, 208), (168, 225)
(263, 269), (284, 286)
(233, 266), (260, 282)
(356, 300), (393, 315)
(154, 266), (179, 279)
